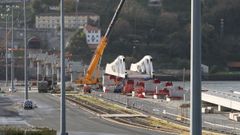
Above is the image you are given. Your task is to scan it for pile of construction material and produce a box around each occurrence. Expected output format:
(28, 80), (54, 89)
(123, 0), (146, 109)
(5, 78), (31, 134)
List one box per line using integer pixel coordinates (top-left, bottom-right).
(38, 81), (49, 93)
(202, 107), (214, 114)
(103, 55), (186, 100)
(229, 113), (240, 122)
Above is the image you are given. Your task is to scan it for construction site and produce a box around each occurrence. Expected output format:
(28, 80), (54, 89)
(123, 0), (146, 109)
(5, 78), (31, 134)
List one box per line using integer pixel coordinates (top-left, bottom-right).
(1, 0), (240, 135)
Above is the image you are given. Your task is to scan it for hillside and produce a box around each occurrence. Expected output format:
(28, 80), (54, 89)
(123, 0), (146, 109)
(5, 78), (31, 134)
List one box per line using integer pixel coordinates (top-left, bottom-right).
(30, 0), (240, 72)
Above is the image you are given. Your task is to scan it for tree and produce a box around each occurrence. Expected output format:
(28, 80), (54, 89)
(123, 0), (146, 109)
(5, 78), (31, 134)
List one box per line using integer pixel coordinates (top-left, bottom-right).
(66, 30), (92, 63)
(31, 0), (42, 14)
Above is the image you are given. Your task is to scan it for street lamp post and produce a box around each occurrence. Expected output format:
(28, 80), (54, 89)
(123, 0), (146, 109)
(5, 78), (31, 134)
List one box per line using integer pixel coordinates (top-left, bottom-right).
(5, 14), (8, 87)
(220, 18), (224, 38)
(23, 0), (28, 100)
(2, 6), (11, 87)
(10, 6), (15, 92)
(190, 0), (202, 134)
(60, 0), (67, 135)
(75, 0), (79, 27)
(11, 7), (15, 92)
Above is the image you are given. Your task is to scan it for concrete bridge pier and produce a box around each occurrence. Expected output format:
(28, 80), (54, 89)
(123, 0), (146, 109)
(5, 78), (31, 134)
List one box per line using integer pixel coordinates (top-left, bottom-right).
(37, 61), (41, 87)
(45, 63), (52, 78)
(57, 67), (60, 82)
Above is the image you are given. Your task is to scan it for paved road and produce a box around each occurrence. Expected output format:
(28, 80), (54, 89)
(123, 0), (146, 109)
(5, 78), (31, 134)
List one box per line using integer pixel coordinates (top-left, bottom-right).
(0, 87), (172, 135)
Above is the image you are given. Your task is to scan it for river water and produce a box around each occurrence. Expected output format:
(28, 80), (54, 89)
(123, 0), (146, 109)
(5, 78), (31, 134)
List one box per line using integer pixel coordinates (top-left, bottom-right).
(174, 81), (240, 92)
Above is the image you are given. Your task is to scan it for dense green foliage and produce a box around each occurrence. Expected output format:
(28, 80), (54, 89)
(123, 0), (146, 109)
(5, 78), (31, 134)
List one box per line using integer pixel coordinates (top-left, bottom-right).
(66, 30), (92, 63)
(30, 0), (240, 71)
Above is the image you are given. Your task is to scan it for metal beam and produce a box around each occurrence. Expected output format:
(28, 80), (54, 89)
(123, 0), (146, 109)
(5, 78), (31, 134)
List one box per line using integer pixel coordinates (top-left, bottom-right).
(190, 0), (202, 134)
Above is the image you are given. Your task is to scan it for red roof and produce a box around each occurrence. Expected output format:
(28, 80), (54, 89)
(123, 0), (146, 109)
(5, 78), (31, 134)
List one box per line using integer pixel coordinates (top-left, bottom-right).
(84, 25), (100, 32)
(228, 62), (240, 68)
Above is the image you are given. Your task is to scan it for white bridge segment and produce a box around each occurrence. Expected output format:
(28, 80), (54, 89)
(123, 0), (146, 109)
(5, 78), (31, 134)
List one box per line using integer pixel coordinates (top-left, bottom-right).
(105, 55), (126, 78)
(202, 90), (240, 111)
(130, 55), (154, 78)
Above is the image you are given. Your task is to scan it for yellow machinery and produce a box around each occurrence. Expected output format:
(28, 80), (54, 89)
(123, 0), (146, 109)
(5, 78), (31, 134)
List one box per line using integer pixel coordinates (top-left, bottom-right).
(75, 0), (126, 85)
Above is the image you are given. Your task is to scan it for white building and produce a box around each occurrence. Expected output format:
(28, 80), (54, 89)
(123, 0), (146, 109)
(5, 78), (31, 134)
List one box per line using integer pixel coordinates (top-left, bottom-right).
(35, 12), (100, 29)
(83, 25), (101, 50)
(148, 0), (162, 7)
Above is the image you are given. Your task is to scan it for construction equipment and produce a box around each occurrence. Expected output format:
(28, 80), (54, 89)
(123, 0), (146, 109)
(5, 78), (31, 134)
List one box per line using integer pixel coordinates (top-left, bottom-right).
(75, 0), (126, 91)
(38, 76), (57, 93)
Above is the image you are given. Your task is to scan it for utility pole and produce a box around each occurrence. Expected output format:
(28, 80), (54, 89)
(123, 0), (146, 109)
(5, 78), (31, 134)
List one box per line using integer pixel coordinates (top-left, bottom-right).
(24, 0), (28, 100)
(75, 0), (79, 27)
(220, 18), (224, 38)
(190, 0), (202, 134)
(60, 0), (67, 135)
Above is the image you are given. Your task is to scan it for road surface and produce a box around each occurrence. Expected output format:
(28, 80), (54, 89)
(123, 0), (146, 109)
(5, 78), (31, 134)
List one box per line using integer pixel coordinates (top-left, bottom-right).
(0, 86), (171, 135)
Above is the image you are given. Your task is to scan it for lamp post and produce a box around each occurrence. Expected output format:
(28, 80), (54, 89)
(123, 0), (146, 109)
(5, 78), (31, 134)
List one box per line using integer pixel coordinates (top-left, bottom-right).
(5, 14), (8, 87)
(190, 0), (202, 134)
(60, 0), (67, 135)
(220, 18), (224, 38)
(1, 6), (11, 87)
(75, 0), (79, 27)
(23, 0), (28, 100)
(10, 6), (15, 92)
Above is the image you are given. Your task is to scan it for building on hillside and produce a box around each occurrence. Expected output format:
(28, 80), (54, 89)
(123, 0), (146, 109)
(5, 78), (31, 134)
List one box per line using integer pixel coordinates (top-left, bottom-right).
(148, 0), (162, 7)
(35, 12), (100, 29)
(83, 25), (101, 50)
(227, 62), (240, 71)
(49, 6), (59, 11)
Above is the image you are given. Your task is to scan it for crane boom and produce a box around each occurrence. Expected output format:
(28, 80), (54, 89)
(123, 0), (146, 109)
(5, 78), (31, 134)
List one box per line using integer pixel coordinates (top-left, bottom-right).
(77, 0), (125, 85)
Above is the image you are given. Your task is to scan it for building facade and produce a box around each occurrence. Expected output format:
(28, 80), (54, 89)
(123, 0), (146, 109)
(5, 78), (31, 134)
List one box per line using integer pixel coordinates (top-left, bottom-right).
(83, 25), (101, 50)
(35, 12), (100, 29)
(148, 0), (162, 7)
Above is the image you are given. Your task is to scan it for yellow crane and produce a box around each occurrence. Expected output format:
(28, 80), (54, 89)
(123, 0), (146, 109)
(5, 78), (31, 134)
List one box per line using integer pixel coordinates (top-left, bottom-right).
(75, 0), (126, 86)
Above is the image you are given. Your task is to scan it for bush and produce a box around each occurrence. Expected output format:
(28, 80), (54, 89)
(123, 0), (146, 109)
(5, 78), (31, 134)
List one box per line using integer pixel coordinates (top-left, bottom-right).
(0, 127), (56, 135)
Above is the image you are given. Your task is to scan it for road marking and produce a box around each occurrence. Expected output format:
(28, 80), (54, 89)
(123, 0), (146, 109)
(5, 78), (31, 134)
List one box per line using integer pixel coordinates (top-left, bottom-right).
(204, 121), (240, 131)
(0, 117), (33, 128)
(99, 114), (147, 118)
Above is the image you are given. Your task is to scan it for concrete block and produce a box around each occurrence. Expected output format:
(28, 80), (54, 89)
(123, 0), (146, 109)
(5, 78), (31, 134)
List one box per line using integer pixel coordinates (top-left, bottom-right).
(132, 91), (135, 97)
(166, 97), (171, 102)
(153, 94), (159, 99)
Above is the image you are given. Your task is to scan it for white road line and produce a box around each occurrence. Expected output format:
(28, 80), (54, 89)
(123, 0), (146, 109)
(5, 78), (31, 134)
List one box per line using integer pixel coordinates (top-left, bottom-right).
(204, 121), (240, 131)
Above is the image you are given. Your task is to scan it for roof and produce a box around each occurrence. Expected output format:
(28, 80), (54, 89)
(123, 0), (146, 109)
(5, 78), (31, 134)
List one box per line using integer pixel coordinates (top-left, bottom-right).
(37, 12), (99, 17)
(228, 62), (240, 68)
(88, 44), (98, 50)
(84, 25), (100, 31)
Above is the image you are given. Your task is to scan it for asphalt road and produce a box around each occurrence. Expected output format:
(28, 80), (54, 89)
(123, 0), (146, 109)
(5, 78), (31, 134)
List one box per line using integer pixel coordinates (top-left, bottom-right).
(0, 87), (172, 135)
